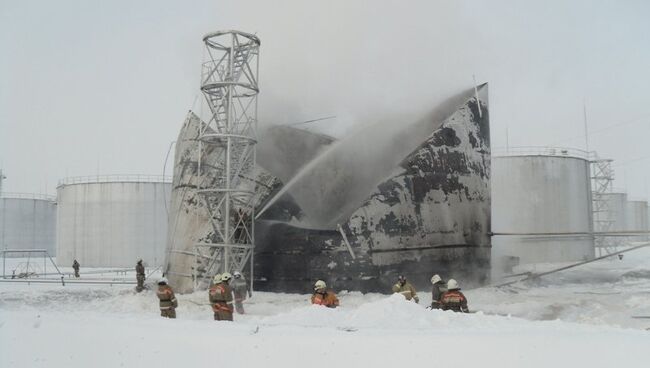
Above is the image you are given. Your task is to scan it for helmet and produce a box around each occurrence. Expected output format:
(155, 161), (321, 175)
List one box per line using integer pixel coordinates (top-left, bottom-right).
(158, 277), (168, 285)
(213, 274), (222, 284)
(314, 280), (327, 290)
(221, 272), (233, 282)
(447, 279), (459, 290)
(233, 271), (242, 278)
(431, 274), (442, 284)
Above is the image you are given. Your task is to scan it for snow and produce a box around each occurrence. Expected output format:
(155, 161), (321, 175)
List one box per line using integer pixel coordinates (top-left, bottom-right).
(2, 249), (650, 367)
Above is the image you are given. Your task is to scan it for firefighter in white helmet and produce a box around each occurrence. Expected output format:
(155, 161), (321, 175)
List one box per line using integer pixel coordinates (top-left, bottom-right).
(439, 279), (469, 313)
(429, 274), (447, 309)
(231, 271), (251, 314)
(311, 280), (339, 308)
(209, 272), (234, 321)
(156, 277), (177, 318)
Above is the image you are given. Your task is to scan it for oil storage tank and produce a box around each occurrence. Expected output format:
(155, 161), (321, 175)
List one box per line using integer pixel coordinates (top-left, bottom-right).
(597, 192), (628, 231)
(56, 175), (171, 267)
(492, 147), (595, 269)
(0, 193), (57, 256)
(625, 200), (648, 238)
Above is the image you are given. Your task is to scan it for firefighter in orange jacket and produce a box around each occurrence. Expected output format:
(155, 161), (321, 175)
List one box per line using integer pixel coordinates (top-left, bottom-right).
(156, 278), (178, 318)
(439, 279), (469, 313)
(311, 280), (339, 308)
(209, 272), (235, 321)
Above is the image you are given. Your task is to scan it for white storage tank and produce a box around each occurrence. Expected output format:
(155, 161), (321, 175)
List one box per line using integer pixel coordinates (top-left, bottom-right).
(596, 193), (628, 231)
(0, 194), (57, 256)
(56, 175), (171, 268)
(625, 200), (648, 234)
(492, 147), (595, 268)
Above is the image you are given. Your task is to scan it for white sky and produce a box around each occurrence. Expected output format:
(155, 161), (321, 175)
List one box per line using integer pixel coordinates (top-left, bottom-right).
(1, 0), (649, 198)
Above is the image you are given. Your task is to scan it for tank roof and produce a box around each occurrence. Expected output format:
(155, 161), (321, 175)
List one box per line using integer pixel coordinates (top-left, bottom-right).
(492, 146), (592, 161)
(57, 175), (172, 188)
(0, 192), (56, 201)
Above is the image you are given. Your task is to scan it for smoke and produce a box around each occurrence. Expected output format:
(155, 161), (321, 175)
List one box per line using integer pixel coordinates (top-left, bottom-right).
(195, 0), (492, 228)
(256, 126), (335, 183)
(257, 86), (477, 229)
(206, 0), (485, 137)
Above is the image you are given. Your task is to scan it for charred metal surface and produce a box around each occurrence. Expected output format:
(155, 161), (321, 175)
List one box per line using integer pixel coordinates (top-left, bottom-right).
(254, 84), (491, 293)
(254, 220), (490, 293)
(167, 87), (491, 293)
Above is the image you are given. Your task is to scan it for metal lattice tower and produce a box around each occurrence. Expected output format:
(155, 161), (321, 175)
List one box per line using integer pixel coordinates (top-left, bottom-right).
(194, 30), (260, 288)
(590, 157), (615, 255)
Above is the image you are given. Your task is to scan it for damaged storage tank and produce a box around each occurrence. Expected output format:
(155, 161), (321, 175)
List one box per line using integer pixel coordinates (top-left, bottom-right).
(165, 84), (491, 293)
(491, 148), (595, 272)
(56, 176), (171, 268)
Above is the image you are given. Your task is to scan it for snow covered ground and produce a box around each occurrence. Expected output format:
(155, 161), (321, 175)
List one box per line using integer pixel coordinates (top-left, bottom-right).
(2, 248), (650, 367)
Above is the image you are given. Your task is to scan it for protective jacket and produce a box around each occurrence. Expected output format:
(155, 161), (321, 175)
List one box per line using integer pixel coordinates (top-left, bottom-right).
(231, 277), (249, 301)
(311, 290), (339, 308)
(135, 262), (146, 292)
(156, 285), (178, 310)
(440, 289), (469, 313)
(136, 263), (145, 276)
(209, 282), (234, 320)
(392, 281), (419, 303)
(431, 281), (447, 309)
(72, 260), (80, 277)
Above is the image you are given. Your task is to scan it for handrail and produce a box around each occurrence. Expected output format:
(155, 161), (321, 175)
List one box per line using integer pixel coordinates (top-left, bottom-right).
(0, 193), (56, 201)
(58, 174), (172, 187)
(492, 146), (594, 160)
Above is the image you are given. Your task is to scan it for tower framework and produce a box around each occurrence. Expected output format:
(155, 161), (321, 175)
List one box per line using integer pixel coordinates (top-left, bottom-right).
(590, 157), (616, 255)
(194, 30), (260, 288)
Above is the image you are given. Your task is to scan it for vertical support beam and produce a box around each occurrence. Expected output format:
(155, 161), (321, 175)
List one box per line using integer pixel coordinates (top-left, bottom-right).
(249, 246), (254, 295)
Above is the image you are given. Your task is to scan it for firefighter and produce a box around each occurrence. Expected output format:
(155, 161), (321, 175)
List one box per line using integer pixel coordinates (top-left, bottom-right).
(156, 278), (178, 318)
(392, 275), (419, 303)
(439, 279), (469, 313)
(311, 280), (339, 308)
(430, 274), (447, 309)
(135, 259), (145, 292)
(72, 259), (80, 278)
(209, 272), (234, 321)
(231, 271), (251, 314)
